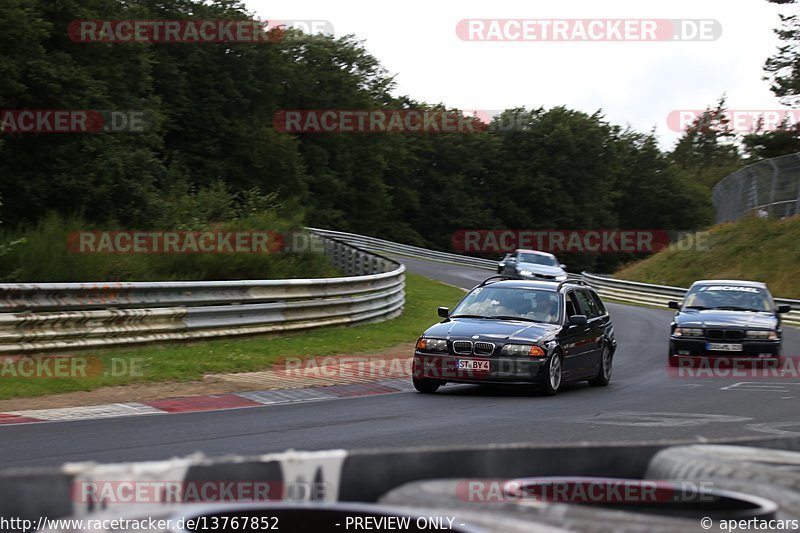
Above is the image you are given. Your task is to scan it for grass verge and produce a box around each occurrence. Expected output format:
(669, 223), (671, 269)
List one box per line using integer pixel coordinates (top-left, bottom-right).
(615, 215), (800, 299)
(0, 273), (465, 400)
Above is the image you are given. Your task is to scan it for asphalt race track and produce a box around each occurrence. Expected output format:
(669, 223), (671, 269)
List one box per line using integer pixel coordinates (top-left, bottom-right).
(1, 257), (799, 468)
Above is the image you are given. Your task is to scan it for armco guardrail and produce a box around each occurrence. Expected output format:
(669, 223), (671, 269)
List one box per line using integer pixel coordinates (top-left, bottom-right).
(0, 230), (795, 354)
(308, 228), (498, 270)
(0, 234), (405, 354)
(312, 230), (796, 326)
(5, 436), (800, 528)
(582, 272), (800, 327)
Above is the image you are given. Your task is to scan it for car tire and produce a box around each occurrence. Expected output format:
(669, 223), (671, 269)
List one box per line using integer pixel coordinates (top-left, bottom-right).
(541, 352), (563, 396)
(588, 345), (612, 386)
(646, 445), (800, 518)
(667, 342), (679, 367)
(646, 445), (800, 493)
(413, 377), (442, 394)
(379, 479), (713, 532)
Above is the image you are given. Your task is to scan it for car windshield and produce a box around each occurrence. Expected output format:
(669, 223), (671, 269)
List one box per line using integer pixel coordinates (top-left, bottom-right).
(683, 285), (772, 312)
(518, 253), (558, 266)
(451, 287), (561, 324)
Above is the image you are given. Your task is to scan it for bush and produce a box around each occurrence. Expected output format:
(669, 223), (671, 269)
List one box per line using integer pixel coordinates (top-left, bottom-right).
(0, 185), (340, 282)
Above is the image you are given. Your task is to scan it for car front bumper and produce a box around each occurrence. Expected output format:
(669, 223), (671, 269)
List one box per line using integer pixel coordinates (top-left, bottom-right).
(669, 337), (782, 359)
(515, 272), (567, 282)
(413, 352), (548, 384)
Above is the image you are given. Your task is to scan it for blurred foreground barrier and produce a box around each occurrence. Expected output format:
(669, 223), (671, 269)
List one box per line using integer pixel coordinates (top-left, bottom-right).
(0, 234), (404, 354)
(4, 436), (800, 529)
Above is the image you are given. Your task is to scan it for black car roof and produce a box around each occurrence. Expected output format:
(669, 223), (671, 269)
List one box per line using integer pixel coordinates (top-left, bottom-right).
(689, 279), (768, 289)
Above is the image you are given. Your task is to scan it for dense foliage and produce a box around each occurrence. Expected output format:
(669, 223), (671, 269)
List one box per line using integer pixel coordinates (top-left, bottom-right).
(1, 0), (794, 276)
(746, 0), (800, 157)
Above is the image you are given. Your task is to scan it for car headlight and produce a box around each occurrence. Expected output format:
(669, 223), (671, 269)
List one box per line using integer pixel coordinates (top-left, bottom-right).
(674, 327), (703, 337)
(518, 269), (533, 277)
(746, 330), (778, 340)
(555, 275), (568, 281)
(500, 344), (546, 357)
(416, 338), (448, 352)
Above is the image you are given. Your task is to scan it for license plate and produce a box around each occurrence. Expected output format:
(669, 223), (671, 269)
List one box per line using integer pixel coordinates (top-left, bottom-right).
(456, 359), (490, 371)
(706, 343), (743, 352)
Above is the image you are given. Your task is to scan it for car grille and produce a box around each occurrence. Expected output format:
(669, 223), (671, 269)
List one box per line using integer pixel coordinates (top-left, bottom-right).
(452, 341), (473, 354)
(474, 341), (495, 355)
(706, 329), (744, 341)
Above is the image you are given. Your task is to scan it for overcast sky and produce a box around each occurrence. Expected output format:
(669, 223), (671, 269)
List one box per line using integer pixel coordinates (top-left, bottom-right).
(248, 0), (794, 149)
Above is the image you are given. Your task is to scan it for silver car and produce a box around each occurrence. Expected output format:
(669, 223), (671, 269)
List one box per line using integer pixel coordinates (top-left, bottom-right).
(498, 249), (568, 281)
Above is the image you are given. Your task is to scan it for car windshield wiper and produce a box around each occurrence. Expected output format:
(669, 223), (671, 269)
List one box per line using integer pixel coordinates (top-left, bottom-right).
(449, 314), (493, 319)
(492, 315), (545, 323)
(716, 306), (766, 312)
(685, 305), (709, 310)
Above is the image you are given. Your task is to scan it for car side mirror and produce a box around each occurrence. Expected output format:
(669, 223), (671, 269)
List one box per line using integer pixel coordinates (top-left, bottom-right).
(668, 301), (680, 310)
(778, 304), (791, 314)
(560, 264), (567, 269)
(437, 307), (450, 318)
(569, 314), (588, 326)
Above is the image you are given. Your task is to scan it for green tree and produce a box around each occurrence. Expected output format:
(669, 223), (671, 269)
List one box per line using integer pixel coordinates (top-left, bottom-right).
(765, 0), (800, 106)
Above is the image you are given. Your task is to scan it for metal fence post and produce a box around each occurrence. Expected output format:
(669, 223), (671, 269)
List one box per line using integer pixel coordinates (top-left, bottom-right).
(795, 154), (800, 218)
(768, 159), (779, 218)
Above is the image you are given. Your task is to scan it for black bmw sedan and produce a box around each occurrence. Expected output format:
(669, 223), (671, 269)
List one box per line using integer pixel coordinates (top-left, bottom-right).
(667, 280), (791, 366)
(411, 277), (617, 395)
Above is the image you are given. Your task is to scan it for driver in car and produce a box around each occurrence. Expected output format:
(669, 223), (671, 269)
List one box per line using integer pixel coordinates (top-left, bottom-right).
(503, 292), (533, 318)
(531, 293), (559, 323)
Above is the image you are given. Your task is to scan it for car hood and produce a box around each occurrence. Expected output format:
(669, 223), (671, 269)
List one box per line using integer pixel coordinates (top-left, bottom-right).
(424, 318), (560, 343)
(516, 262), (565, 276)
(675, 309), (778, 329)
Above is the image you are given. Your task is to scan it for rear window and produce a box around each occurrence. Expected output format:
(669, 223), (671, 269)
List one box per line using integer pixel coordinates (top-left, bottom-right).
(574, 289), (603, 318)
(589, 290), (607, 316)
